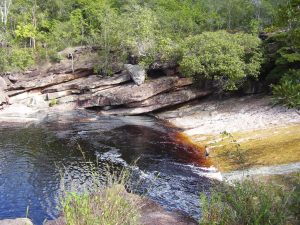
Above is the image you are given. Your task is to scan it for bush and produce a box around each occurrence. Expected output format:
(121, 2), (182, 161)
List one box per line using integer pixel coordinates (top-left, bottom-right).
(62, 185), (141, 225)
(0, 47), (34, 72)
(60, 165), (141, 225)
(272, 69), (300, 109)
(200, 179), (299, 225)
(179, 31), (263, 90)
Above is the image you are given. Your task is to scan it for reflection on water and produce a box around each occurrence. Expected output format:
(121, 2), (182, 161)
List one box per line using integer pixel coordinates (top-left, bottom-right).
(0, 111), (216, 225)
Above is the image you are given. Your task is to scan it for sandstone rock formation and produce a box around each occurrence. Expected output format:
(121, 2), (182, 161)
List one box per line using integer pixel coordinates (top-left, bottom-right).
(0, 46), (211, 115)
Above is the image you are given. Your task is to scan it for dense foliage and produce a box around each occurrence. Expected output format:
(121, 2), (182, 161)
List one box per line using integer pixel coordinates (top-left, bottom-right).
(0, 0), (298, 100)
(179, 31), (262, 90)
(272, 69), (300, 108)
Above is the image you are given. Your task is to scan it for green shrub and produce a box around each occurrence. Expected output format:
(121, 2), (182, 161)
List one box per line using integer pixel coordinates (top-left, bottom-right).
(10, 48), (34, 71)
(62, 185), (140, 225)
(200, 179), (298, 225)
(179, 31), (263, 90)
(60, 165), (141, 225)
(0, 47), (34, 72)
(272, 69), (300, 109)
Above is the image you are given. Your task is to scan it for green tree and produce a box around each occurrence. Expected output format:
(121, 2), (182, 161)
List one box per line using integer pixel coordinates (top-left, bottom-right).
(180, 31), (263, 90)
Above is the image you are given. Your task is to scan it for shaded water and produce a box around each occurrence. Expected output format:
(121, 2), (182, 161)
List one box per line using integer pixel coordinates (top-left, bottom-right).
(0, 111), (216, 225)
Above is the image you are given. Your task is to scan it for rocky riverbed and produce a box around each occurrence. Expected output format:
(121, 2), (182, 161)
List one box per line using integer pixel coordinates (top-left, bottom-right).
(157, 94), (300, 174)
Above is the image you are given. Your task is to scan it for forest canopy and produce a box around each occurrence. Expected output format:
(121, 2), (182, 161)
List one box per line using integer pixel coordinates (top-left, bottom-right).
(0, 0), (299, 104)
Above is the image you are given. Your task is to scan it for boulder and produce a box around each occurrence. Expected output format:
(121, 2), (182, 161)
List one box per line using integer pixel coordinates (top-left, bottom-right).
(124, 64), (146, 85)
(8, 74), (20, 83)
(0, 218), (33, 225)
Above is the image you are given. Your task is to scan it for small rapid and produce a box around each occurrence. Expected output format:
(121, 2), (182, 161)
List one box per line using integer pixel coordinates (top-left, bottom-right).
(0, 111), (218, 224)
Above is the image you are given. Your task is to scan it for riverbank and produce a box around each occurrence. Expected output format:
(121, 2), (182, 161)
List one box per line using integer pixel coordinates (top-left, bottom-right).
(157, 94), (300, 176)
(1, 93), (299, 176)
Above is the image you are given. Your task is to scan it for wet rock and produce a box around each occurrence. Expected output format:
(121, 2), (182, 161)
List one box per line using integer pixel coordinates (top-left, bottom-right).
(124, 64), (146, 85)
(0, 218), (33, 225)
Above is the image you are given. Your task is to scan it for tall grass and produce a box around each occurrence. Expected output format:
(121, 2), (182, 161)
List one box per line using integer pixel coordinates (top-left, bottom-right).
(60, 164), (142, 225)
(200, 177), (300, 225)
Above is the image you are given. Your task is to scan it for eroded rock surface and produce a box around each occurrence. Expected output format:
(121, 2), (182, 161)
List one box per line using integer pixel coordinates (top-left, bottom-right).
(0, 46), (210, 116)
(157, 95), (300, 135)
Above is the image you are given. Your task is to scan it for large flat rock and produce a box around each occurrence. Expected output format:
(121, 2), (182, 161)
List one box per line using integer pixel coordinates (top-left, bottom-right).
(42, 72), (131, 94)
(100, 88), (211, 115)
(78, 77), (182, 108)
(156, 95), (300, 135)
(10, 71), (91, 90)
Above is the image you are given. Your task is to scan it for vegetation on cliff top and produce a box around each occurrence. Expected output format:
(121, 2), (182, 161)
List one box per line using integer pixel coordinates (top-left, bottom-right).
(0, 0), (299, 105)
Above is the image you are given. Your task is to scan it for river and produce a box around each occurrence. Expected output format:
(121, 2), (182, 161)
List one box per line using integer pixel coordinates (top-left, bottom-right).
(0, 110), (218, 225)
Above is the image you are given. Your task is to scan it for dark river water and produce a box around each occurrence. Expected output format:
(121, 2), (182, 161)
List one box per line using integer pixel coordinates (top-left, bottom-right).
(0, 110), (217, 225)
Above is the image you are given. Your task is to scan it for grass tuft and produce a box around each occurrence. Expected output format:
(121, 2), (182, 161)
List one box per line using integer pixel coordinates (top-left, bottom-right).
(200, 176), (300, 225)
(60, 164), (141, 225)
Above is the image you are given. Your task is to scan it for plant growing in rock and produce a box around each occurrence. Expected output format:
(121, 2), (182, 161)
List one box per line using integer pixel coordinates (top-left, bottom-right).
(217, 131), (249, 170)
(49, 99), (59, 107)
